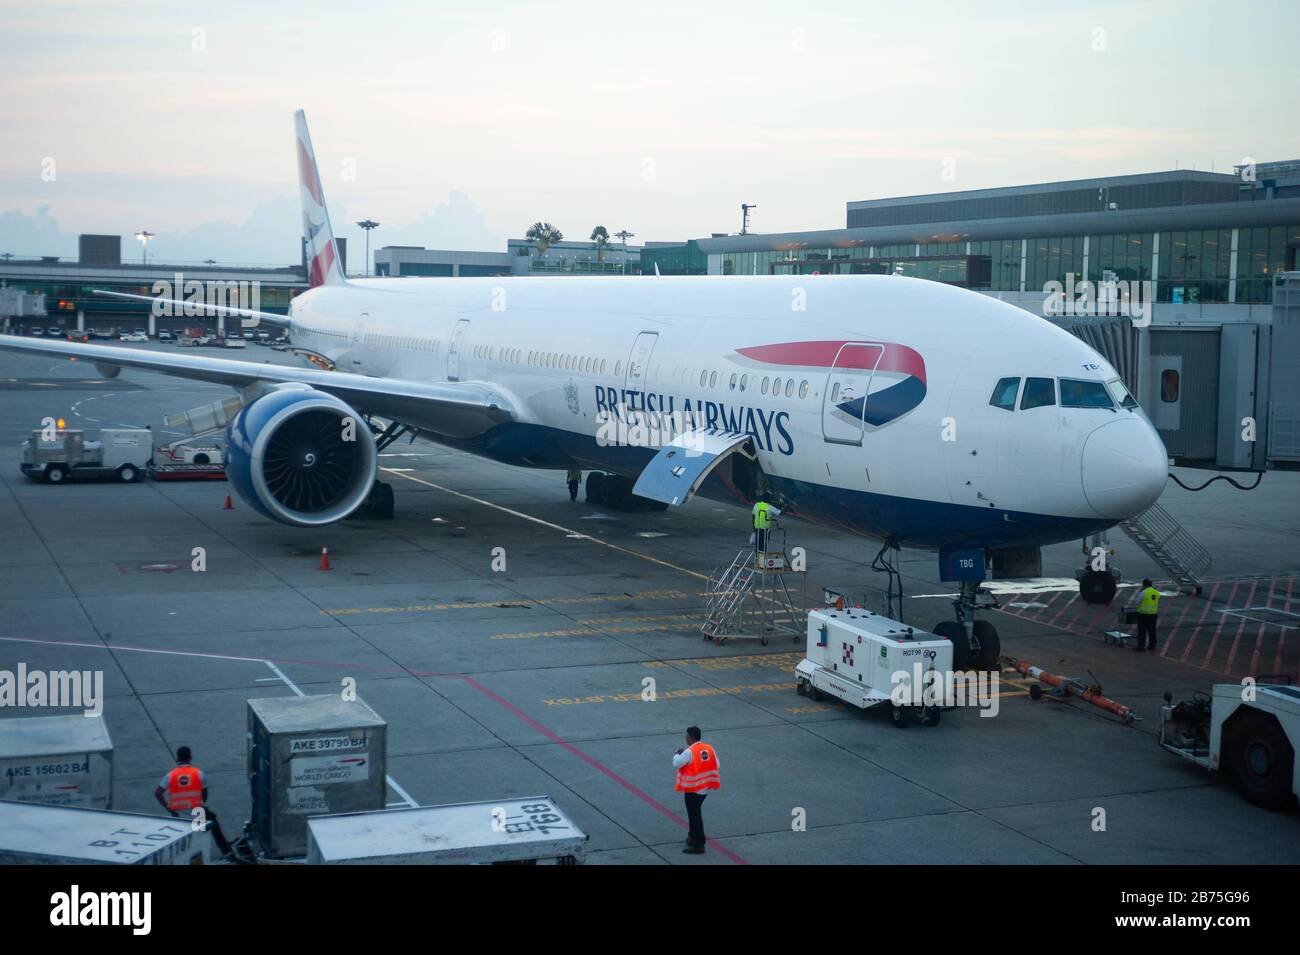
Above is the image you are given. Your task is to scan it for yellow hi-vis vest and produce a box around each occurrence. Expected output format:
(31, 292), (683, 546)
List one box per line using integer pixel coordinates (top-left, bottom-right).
(1136, 587), (1160, 615)
(753, 502), (774, 530)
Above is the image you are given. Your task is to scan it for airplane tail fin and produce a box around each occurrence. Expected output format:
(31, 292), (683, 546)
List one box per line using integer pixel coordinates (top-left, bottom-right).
(294, 110), (346, 288)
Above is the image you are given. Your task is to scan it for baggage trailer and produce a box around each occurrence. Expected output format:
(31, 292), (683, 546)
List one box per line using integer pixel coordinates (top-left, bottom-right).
(1160, 683), (1300, 810)
(0, 713), (114, 809)
(0, 802), (211, 864)
(20, 427), (153, 484)
(306, 796), (588, 864)
(795, 607), (952, 727)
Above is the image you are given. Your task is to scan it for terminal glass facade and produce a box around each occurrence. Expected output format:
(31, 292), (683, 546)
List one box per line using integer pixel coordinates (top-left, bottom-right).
(719, 224), (1300, 303)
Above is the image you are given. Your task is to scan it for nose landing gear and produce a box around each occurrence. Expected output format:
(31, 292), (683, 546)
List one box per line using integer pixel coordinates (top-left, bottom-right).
(930, 548), (1002, 672)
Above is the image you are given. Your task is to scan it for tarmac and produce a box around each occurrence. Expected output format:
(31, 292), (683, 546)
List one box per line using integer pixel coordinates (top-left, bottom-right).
(1, 341), (1298, 864)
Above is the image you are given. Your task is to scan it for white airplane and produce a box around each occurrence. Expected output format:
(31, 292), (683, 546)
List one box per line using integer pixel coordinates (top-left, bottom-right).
(0, 111), (1168, 668)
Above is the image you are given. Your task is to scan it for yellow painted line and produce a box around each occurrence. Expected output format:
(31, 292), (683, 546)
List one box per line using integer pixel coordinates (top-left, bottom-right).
(322, 588), (699, 617)
(492, 612), (707, 640)
(644, 651), (805, 671)
(383, 467), (711, 581)
(543, 680), (794, 706)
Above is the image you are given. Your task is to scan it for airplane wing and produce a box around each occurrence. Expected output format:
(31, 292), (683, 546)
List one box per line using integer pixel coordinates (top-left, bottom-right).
(0, 334), (514, 440)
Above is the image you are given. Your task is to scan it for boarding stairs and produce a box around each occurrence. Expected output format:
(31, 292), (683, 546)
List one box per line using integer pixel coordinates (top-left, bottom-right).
(1118, 502), (1212, 593)
(702, 537), (806, 645)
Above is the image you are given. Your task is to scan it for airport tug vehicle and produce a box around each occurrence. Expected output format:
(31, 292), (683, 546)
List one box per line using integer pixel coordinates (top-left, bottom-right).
(795, 607), (952, 727)
(1160, 683), (1300, 811)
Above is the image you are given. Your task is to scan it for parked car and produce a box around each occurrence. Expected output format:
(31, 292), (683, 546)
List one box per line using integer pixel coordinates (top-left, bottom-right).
(157, 330), (174, 342)
(119, 332), (148, 343)
(132, 328), (148, 338)
(66, 330), (90, 342)
(47, 327), (63, 337)
(29, 327), (44, 336)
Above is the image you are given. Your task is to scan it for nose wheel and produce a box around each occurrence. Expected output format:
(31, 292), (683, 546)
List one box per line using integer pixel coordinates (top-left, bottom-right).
(931, 581), (1001, 671)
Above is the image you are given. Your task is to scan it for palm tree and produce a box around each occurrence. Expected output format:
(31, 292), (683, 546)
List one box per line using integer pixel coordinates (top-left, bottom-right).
(525, 222), (563, 256)
(590, 225), (609, 262)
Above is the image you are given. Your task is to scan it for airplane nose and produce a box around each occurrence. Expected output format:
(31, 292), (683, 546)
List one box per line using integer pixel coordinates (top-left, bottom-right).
(1080, 416), (1168, 519)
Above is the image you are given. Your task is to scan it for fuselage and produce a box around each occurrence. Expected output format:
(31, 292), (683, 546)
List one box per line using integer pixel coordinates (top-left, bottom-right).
(284, 272), (1168, 551)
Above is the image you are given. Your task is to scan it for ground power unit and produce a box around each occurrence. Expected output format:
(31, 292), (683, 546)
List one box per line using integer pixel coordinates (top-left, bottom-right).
(796, 608), (953, 727)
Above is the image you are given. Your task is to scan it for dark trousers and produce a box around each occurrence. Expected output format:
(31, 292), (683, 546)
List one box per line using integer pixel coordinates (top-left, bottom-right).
(174, 806), (232, 856)
(568, 481), (579, 501)
(684, 792), (707, 848)
(1135, 614), (1158, 650)
(754, 528), (768, 553)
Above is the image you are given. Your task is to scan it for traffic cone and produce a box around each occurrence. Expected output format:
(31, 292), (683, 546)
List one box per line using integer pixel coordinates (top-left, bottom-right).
(835, 595), (845, 610)
(223, 492), (233, 510)
(319, 546), (331, 571)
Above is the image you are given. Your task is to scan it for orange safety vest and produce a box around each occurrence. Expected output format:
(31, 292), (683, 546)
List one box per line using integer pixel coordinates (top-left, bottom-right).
(165, 764), (204, 811)
(675, 742), (721, 793)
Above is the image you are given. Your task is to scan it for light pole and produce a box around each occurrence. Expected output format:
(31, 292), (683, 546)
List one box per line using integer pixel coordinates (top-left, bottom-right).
(356, 219), (380, 277)
(134, 230), (155, 265)
(614, 229), (634, 275)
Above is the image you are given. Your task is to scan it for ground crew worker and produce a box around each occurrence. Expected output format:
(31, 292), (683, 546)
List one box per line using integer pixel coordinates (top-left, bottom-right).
(1133, 578), (1160, 652)
(752, 495), (781, 554)
(673, 726), (720, 854)
(566, 468), (581, 502)
(154, 746), (232, 859)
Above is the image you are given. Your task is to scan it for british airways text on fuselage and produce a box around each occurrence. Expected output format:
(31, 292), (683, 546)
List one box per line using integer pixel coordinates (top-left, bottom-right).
(592, 385), (795, 455)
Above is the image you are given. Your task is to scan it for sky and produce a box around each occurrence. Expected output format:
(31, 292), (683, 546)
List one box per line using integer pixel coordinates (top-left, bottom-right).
(0, 0), (1297, 268)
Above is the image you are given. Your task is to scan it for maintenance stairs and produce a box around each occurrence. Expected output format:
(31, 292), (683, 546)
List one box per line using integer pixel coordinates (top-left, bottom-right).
(1118, 502), (1212, 593)
(702, 545), (806, 645)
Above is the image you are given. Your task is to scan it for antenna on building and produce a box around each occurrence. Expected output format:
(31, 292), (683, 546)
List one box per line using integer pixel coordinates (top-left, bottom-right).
(740, 203), (757, 236)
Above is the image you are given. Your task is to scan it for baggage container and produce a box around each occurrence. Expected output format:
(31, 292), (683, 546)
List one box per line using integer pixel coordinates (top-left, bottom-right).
(0, 802), (210, 864)
(307, 796), (587, 865)
(247, 694), (387, 858)
(0, 713), (114, 809)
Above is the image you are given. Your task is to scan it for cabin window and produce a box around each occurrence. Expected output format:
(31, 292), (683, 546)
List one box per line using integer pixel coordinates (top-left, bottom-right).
(699, 370), (708, 387)
(798, 380), (809, 399)
(831, 382), (840, 402)
(763, 377), (771, 395)
(1160, 370), (1179, 403)
(772, 377), (782, 396)
(740, 374), (748, 392)
(1059, 379), (1114, 409)
(1020, 377), (1056, 410)
(709, 371), (717, 388)
(785, 379), (795, 398)
(989, 377), (1020, 411)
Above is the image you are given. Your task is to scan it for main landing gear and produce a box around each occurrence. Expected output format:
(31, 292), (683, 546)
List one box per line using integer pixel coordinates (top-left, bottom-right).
(583, 470), (668, 511)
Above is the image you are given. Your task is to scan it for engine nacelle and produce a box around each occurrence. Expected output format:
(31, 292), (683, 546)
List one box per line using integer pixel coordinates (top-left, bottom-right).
(226, 386), (377, 527)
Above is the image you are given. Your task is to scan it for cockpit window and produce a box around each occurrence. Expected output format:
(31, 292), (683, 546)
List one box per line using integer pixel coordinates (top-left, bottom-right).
(1020, 377), (1056, 410)
(1060, 378), (1115, 409)
(1105, 378), (1139, 409)
(989, 377), (1020, 411)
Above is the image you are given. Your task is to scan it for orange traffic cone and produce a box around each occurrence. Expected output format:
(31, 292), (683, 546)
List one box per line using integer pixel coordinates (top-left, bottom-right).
(835, 595), (845, 610)
(319, 546), (331, 571)
(223, 493), (233, 510)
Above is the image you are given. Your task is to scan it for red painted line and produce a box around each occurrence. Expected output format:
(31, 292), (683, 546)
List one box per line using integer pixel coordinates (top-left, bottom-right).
(1044, 591), (1079, 629)
(1162, 589), (1200, 648)
(1207, 579), (1257, 672)
(1273, 577), (1296, 675)
(1243, 622), (1269, 680)
(454, 674), (748, 865)
(1182, 579), (1233, 664)
(1056, 593), (1097, 636)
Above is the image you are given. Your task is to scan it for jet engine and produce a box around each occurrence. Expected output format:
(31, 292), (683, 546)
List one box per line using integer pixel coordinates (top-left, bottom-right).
(225, 385), (377, 526)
